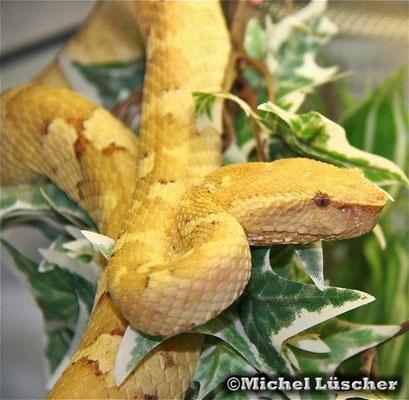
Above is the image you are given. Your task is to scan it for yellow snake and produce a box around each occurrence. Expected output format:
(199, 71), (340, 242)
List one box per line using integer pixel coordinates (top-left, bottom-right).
(1, 1), (388, 398)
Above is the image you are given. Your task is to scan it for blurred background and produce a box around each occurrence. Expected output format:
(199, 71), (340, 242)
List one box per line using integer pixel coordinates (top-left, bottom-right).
(1, 1), (408, 399)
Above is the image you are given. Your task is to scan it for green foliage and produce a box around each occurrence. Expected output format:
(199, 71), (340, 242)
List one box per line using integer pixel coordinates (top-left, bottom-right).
(1, 238), (79, 381)
(0, 184), (98, 386)
(71, 59), (145, 109)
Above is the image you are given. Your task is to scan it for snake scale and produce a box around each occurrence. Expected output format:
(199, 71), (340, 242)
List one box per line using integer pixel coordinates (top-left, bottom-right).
(1, 1), (388, 398)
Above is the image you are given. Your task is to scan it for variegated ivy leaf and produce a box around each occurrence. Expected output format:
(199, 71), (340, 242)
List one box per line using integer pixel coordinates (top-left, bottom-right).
(194, 247), (375, 380)
(81, 230), (115, 260)
(195, 91), (262, 126)
(46, 300), (89, 390)
(115, 326), (164, 386)
(292, 319), (400, 376)
(293, 242), (324, 291)
(40, 185), (97, 229)
(195, 308), (291, 379)
(0, 238), (79, 381)
(244, 0), (341, 111)
(286, 333), (330, 354)
(244, 17), (267, 61)
(39, 227), (93, 272)
(115, 245), (374, 388)
(59, 55), (146, 111)
(193, 91), (269, 162)
(1, 182), (95, 230)
(192, 92), (224, 135)
(38, 246), (97, 313)
(188, 341), (257, 400)
(38, 234), (72, 273)
(0, 184), (50, 220)
(258, 102), (409, 186)
(264, 0), (338, 98)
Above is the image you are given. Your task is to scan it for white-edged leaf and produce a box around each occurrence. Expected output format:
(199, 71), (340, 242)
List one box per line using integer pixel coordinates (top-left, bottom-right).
(287, 334), (330, 353)
(40, 185), (96, 229)
(194, 91), (264, 128)
(65, 225), (87, 240)
(38, 248), (98, 286)
(293, 319), (401, 375)
(0, 238), (79, 379)
(193, 247), (375, 383)
(294, 242), (324, 291)
(115, 326), (164, 386)
(258, 101), (409, 186)
(46, 300), (89, 390)
(62, 239), (93, 256)
(192, 92), (224, 134)
(191, 341), (257, 400)
(81, 230), (115, 260)
(283, 346), (301, 371)
(0, 184), (51, 220)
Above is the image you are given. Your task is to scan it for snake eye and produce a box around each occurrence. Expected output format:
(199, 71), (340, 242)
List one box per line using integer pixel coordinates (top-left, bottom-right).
(314, 193), (330, 207)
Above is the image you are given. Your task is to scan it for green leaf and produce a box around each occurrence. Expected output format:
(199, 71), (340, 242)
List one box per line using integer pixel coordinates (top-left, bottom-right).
(114, 326), (164, 386)
(0, 184), (50, 219)
(258, 102), (409, 186)
(1, 238), (79, 379)
(66, 57), (145, 110)
(81, 230), (115, 260)
(40, 185), (96, 229)
(292, 318), (400, 377)
(265, 1), (338, 99)
(194, 247), (375, 380)
(193, 92), (217, 120)
(340, 68), (409, 177)
(38, 247), (97, 313)
(244, 18), (267, 60)
(286, 333), (330, 354)
(46, 301), (90, 390)
(190, 341), (257, 400)
(195, 308), (291, 378)
(294, 242), (324, 291)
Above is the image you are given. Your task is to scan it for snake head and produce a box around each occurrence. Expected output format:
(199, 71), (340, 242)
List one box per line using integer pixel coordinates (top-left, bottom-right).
(214, 158), (389, 244)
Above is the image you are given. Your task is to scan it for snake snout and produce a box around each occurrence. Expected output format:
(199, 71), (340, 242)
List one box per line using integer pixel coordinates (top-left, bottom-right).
(337, 204), (384, 239)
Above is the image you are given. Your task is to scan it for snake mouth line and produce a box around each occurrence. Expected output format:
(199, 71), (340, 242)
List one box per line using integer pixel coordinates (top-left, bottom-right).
(247, 205), (383, 245)
(339, 206), (383, 238)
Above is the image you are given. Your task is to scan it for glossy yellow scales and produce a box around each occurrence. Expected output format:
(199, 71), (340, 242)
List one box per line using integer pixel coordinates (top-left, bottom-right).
(1, 1), (387, 398)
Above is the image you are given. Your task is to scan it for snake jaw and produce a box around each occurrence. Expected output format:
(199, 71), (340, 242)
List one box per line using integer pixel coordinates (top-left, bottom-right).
(334, 204), (384, 239)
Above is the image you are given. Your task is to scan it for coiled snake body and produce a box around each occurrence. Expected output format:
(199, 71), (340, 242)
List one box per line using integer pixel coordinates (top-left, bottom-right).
(1, 1), (387, 398)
